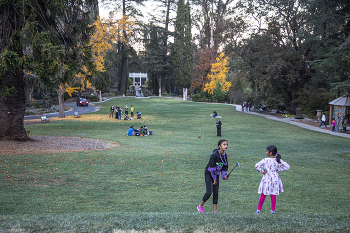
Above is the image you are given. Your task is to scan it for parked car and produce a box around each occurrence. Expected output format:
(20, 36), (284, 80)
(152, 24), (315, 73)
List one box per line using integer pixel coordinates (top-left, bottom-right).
(76, 97), (89, 106)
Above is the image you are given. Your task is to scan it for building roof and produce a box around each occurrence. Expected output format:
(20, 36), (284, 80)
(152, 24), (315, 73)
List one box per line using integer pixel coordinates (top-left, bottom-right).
(329, 96), (350, 106)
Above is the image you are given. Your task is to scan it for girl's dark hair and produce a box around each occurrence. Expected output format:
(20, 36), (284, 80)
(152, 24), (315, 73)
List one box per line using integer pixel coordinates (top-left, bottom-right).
(267, 145), (281, 163)
(214, 139), (228, 152)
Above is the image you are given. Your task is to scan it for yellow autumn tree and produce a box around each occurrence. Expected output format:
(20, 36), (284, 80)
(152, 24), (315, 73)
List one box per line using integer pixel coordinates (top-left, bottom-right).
(74, 15), (134, 93)
(203, 52), (231, 94)
(56, 15), (134, 117)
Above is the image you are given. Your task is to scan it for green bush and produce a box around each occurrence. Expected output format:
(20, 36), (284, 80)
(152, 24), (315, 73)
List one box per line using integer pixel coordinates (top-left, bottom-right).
(162, 92), (168, 96)
(89, 95), (99, 102)
(192, 91), (211, 102)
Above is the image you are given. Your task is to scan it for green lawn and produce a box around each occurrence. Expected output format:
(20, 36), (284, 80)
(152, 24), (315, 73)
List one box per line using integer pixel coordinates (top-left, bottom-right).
(1, 97), (349, 232)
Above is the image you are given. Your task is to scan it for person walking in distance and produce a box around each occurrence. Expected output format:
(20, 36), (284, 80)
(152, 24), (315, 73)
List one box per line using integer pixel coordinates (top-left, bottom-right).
(319, 113), (327, 128)
(216, 118), (222, 136)
(332, 118), (336, 133)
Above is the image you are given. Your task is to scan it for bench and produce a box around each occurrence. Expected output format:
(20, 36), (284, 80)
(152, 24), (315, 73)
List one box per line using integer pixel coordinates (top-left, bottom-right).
(74, 112), (82, 118)
(41, 116), (50, 122)
(268, 110), (277, 114)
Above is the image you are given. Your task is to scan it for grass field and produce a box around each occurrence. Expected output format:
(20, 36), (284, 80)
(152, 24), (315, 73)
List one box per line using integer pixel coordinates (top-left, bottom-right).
(1, 97), (349, 232)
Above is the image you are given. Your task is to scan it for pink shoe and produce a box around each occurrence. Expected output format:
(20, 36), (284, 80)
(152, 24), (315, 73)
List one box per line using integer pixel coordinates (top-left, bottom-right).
(213, 211), (219, 213)
(197, 204), (204, 213)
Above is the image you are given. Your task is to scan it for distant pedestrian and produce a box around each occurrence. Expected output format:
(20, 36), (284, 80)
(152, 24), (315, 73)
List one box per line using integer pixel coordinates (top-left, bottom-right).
(241, 103), (245, 112)
(216, 118), (222, 137)
(131, 105), (134, 117)
(115, 106), (118, 119)
(255, 145), (290, 215)
(336, 117), (341, 133)
(125, 105), (129, 116)
(118, 107), (122, 120)
(248, 102), (252, 112)
(110, 105), (114, 118)
(342, 116), (348, 134)
(332, 118), (335, 133)
(319, 113), (327, 128)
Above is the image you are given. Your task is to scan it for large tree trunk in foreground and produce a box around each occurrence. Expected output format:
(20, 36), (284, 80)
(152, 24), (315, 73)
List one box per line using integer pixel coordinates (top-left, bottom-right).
(0, 68), (29, 141)
(0, 4), (28, 141)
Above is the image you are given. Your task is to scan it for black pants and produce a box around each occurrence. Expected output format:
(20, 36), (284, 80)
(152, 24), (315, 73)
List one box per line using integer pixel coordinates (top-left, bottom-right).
(217, 127), (221, 136)
(202, 173), (219, 204)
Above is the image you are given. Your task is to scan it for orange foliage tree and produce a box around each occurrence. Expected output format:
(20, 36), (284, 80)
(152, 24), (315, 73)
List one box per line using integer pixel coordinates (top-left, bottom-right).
(191, 48), (216, 93)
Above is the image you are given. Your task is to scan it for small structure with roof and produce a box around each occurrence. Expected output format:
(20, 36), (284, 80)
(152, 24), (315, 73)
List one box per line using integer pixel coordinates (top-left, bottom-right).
(328, 96), (350, 125)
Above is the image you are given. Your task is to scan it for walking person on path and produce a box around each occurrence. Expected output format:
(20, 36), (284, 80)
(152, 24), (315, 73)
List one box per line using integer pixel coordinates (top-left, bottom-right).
(255, 145), (290, 214)
(197, 139), (229, 213)
(216, 118), (222, 136)
(319, 113), (327, 128)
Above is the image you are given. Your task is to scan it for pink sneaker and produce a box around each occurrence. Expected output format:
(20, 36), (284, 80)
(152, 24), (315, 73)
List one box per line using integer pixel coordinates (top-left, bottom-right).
(197, 204), (204, 213)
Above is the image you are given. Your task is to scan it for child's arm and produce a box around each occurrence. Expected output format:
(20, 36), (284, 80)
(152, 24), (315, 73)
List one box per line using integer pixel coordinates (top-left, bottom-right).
(207, 154), (218, 181)
(255, 159), (266, 174)
(220, 155), (228, 179)
(278, 160), (290, 171)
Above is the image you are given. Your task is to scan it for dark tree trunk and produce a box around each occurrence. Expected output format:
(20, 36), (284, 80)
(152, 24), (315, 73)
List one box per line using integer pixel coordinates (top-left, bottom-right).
(58, 90), (66, 118)
(0, 4), (28, 141)
(0, 68), (28, 141)
(120, 49), (128, 95)
(120, 0), (128, 95)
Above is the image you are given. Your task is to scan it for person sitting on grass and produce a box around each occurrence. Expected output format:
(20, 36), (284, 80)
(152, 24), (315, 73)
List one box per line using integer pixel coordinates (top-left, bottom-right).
(140, 125), (148, 136)
(128, 125), (137, 136)
(210, 111), (217, 118)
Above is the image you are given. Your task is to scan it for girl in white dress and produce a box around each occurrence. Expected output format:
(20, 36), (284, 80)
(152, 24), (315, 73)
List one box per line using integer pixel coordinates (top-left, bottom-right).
(255, 145), (290, 214)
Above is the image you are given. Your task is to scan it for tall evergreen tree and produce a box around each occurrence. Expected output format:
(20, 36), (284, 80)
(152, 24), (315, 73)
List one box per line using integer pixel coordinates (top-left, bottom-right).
(172, 0), (193, 100)
(101, 0), (145, 95)
(144, 24), (173, 95)
(0, 0), (94, 141)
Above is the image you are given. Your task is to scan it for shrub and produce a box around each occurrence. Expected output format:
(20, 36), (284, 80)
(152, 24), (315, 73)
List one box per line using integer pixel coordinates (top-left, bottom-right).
(89, 95), (99, 102)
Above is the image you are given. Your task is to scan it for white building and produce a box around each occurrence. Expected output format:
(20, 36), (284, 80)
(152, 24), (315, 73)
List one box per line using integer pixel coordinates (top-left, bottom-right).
(129, 72), (147, 86)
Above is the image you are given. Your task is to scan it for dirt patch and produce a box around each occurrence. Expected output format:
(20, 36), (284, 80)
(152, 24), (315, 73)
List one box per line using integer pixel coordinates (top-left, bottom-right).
(0, 136), (120, 154)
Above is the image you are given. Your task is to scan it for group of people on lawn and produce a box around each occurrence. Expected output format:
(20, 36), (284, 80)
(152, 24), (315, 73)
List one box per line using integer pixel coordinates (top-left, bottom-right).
(109, 105), (134, 119)
(128, 125), (148, 136)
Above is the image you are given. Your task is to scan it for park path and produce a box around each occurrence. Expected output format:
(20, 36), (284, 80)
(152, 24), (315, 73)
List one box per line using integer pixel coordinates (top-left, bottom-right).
(232, 104), (350, 139)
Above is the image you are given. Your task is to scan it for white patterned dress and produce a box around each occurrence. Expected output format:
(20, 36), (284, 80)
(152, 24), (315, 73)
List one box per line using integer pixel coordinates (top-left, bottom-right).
(255, 158), (290, 195)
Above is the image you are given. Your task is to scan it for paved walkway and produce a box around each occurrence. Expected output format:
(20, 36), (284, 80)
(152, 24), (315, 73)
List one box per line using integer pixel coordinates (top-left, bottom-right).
(233, 104), (350, 139)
